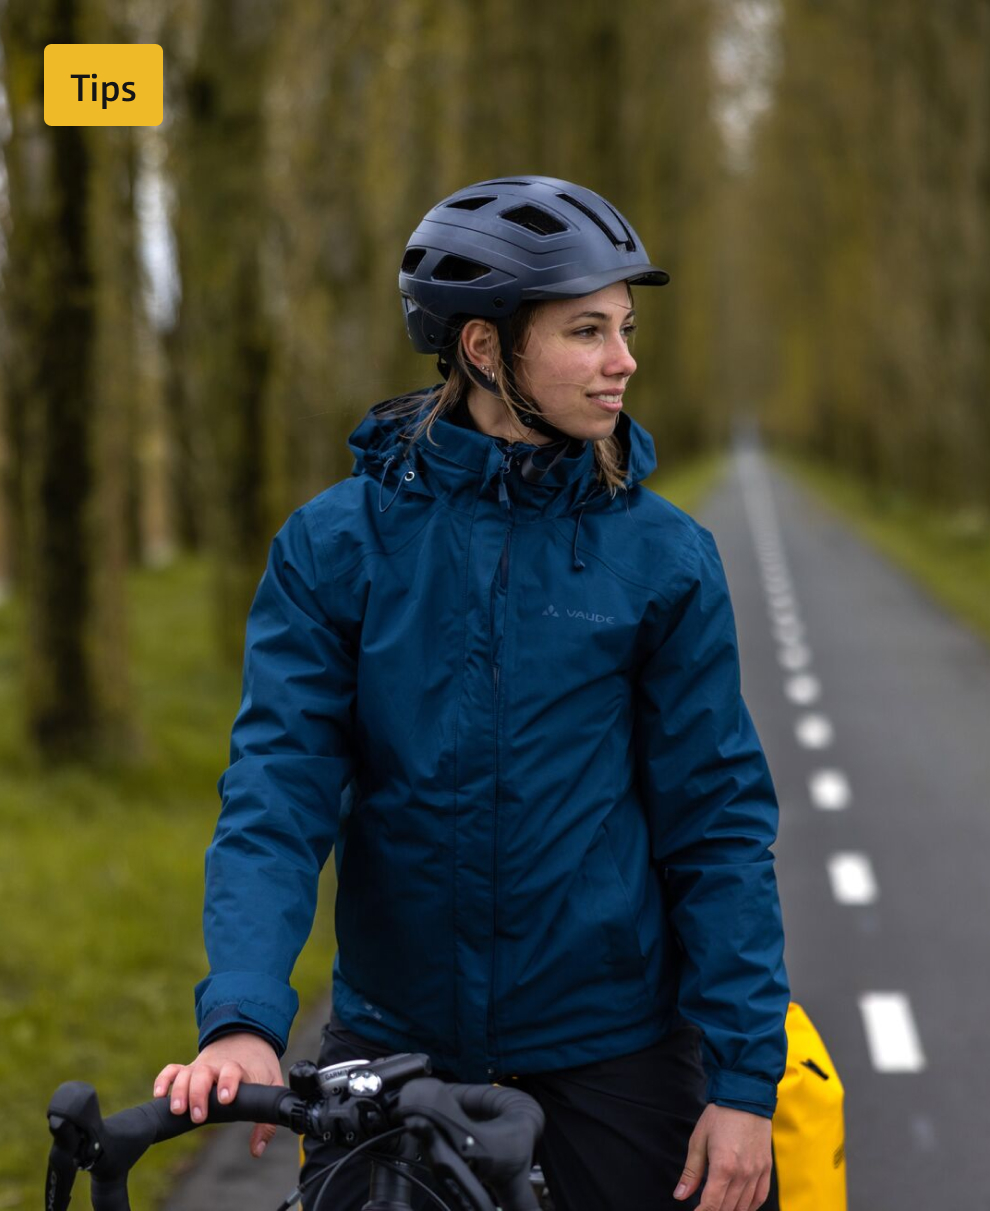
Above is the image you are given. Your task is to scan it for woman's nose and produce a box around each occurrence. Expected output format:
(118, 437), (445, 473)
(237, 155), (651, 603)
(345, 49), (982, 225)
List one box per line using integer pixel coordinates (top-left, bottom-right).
(603, 331), (637, 378)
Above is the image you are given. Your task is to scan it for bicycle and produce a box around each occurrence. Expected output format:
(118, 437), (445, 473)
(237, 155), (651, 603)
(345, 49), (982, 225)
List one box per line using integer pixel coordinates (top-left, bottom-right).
(46, 1051), (545, 1211)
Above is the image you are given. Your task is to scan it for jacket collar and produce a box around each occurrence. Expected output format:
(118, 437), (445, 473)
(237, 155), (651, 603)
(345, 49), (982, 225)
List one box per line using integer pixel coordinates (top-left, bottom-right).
(347, 387), (658, 520)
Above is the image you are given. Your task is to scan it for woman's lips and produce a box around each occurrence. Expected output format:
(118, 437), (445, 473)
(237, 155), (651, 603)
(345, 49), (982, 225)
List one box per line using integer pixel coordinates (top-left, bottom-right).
(588, 393), (623, 413)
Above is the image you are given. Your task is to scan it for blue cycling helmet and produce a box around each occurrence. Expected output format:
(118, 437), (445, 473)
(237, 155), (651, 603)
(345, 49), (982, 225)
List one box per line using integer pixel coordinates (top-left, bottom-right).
(400, 176), (669, 361)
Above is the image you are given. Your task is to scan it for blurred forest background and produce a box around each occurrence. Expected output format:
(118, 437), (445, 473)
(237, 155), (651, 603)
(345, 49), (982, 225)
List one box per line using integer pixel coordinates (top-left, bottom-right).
(3, 0), (990, 760)
(2, 0), (990, 1204)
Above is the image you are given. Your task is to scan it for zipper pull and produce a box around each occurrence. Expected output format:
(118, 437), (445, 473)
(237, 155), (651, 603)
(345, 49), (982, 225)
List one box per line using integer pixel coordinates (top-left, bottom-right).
(497, 454), (513, 510)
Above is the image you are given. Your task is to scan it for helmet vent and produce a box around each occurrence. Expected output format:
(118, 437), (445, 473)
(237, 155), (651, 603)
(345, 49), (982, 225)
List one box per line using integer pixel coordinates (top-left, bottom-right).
(445, 195), (497, 211)
(557, 193), (635, 252)
(501, 205), (567, 236)
(401, 247), (427, 274)
(432, 254), (492, 282)
(603, 202), (638, 252)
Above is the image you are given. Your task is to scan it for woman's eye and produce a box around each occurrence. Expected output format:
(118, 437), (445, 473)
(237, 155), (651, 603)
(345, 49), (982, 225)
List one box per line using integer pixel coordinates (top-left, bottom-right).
(622, 324), (638, 340)
(573, 327), (598, 338)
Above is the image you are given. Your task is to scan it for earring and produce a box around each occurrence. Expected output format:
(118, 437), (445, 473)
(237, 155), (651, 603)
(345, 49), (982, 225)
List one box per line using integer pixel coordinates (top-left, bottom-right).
(483, 366), (494, 382)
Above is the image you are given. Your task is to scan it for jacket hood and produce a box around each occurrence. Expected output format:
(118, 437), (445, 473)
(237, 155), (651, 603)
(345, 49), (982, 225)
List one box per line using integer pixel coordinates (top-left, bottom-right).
(347, 387), (659, 515)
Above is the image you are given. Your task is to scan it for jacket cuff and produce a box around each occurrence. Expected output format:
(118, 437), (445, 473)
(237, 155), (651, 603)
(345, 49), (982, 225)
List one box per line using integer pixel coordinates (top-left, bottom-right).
(194, 971), (299, 1058)
(706, 1069), (778, 1118)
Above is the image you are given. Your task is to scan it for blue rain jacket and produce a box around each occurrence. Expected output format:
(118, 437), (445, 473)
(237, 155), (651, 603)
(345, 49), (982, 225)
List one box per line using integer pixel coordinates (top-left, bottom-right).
(195, 390), (789, 1116)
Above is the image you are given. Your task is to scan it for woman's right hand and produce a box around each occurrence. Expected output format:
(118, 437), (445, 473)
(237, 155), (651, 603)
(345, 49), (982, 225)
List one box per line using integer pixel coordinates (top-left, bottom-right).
(154, 1032), (284, 1157)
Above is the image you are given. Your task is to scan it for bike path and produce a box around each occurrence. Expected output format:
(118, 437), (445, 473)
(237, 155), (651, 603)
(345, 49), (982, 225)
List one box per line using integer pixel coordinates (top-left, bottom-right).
(699, 446), (990, 1208)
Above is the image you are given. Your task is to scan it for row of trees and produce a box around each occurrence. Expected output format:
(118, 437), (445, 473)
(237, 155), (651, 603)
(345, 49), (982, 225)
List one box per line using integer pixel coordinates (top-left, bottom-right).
(7, 0), (988, 764)
(1, 0), (723, 760)
(731, 0), (990, 515)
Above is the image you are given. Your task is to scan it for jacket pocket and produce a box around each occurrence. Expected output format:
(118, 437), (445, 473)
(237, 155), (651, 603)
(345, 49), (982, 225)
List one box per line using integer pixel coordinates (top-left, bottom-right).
(582, 824), (648, 976)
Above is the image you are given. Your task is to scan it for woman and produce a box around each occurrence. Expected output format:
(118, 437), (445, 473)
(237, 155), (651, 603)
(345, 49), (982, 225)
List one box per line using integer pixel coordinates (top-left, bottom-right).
(156, 177), (789, 1211)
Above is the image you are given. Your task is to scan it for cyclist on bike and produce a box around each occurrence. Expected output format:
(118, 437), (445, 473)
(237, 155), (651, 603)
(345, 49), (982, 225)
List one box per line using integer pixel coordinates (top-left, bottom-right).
(155, 176), (789, 1211)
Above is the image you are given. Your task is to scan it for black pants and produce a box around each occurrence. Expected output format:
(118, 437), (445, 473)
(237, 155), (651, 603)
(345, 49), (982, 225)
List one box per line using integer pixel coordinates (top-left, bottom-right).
(300, 1015), (707, 1211)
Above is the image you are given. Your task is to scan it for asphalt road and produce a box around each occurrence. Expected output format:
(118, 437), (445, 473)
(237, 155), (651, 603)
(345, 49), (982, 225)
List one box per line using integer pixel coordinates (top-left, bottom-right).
(701, 445), (990, 1208)
(163, 444), (990, 1209)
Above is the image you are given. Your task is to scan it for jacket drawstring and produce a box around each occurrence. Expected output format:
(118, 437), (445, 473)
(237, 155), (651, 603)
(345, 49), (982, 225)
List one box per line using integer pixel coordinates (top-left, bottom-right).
(572, 505), (587, 570)
(378, 453), (410, 513)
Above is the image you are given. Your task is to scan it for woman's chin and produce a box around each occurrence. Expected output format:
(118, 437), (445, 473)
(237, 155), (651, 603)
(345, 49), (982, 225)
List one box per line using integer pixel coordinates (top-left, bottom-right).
(570, 414), (622, 443)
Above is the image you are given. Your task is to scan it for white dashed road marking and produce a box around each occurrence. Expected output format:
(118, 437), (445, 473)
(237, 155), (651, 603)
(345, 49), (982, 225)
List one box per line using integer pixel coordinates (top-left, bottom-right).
(739, 448), (928, 1085)
(859, 993), (927, 1073)
(809, 769), (852, 810)
(778, 643), (812, 671)
(827, 852), (879, 904)
(772, 620), (805, 645)
(784, 673), (821, 705)
(795, 713), (834, 749)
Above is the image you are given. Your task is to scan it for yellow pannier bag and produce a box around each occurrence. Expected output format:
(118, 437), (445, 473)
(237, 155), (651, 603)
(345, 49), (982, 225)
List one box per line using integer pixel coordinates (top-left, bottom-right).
(771, 1002), (847, 1210)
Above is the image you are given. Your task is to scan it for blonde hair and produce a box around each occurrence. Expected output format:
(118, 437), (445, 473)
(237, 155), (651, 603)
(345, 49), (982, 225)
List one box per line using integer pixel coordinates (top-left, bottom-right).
(379, 301), (629, 496)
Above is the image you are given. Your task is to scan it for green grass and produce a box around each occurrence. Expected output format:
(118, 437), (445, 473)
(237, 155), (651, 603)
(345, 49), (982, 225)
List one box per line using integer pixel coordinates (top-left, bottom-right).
(647, 450), (728, 517)
(777, 454), (990, 647)
(0, 558), (336, 1210)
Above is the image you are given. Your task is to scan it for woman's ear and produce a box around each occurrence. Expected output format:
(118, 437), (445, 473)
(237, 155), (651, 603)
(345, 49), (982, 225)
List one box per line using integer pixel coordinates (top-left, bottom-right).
(459, 319), (498, 373)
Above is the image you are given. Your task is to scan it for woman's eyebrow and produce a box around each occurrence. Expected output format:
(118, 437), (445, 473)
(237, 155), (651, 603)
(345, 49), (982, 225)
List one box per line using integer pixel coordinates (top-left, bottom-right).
(567, 308), (637, 321)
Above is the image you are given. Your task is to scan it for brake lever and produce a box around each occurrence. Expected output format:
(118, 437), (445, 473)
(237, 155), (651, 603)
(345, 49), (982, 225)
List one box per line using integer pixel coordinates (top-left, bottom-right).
(45, 1132), (81, 1211)
(418, 1132), (496, 1211)
(47, 1082), (114, 1211)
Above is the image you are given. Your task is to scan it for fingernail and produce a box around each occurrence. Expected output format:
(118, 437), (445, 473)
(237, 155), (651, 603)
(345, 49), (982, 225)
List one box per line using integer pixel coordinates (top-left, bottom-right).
(673, 1184), (687, 1200)
(219, 1087), (230, 1103)
(154, 1085), (163, 1097)
(172, 1100), (181, 1112)
(191, 1107), (203, 1122)
(255, 1141), (267, 1157)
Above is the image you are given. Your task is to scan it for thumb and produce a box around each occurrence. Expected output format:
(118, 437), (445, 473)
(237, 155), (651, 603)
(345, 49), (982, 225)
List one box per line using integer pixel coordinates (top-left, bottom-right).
(673, 1123), (708, 1200)
(250, 1122), (277, 1158)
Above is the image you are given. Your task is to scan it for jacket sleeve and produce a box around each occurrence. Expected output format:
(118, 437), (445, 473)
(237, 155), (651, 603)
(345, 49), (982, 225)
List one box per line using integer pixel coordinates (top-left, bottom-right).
(194, 505), (357, 1055)
(636, 526), (789, 1118)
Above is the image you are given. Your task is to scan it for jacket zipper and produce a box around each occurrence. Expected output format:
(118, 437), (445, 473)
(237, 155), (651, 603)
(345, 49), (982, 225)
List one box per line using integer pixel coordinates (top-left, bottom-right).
(489, 450), (515, 1069)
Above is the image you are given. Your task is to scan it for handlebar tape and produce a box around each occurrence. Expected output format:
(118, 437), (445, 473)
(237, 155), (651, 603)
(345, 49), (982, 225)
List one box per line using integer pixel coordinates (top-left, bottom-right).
(398, 1079), (544, 1211)
(47, 1081), (304, 1211)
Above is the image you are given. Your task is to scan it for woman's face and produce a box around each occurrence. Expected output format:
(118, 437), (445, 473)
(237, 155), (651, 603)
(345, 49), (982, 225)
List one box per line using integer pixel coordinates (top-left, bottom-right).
(515, 282), (638, 442)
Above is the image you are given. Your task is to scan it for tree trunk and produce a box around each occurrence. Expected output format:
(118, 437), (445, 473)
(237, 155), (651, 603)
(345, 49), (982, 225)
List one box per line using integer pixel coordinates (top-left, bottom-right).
(1, 0), (134, 760)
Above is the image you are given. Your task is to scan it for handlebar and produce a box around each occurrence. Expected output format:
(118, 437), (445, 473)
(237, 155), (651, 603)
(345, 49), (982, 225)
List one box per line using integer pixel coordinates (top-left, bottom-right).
(398, 1080), (544, 1211)
(46, 1081), (305, 1211)
(46, 1055), (544, 1211)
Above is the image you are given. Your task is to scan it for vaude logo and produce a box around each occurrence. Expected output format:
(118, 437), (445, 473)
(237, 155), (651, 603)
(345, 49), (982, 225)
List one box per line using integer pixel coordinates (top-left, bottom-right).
(542, 603), (615, 625)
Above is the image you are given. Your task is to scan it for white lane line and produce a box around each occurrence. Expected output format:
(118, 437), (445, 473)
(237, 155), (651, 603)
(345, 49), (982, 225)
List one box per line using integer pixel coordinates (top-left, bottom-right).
(795, 713), (834, 749)
(827, 853), (878, 904)
(784, 673), (821, 705)
(859, 993), (926, 1072)
(778, 643), (812, 671)
(809, 768), (851, 809)
(772, 620), (805, 645)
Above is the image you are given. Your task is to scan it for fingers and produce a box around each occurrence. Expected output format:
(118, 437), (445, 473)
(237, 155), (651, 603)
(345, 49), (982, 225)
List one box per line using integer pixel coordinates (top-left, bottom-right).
(751, 1171), (772, 1210)
(674, 1122), (708, 1200)
(250, 1121), (277, 1158)
(696, 1171), (730, 1211)
(166, 1065), (196, 1116)
(697, 1166), (766, 1211)
(153, 1063), (183, 1098)
(216, 1060), (244, 1106)
(188, 1062), (224, 1123)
